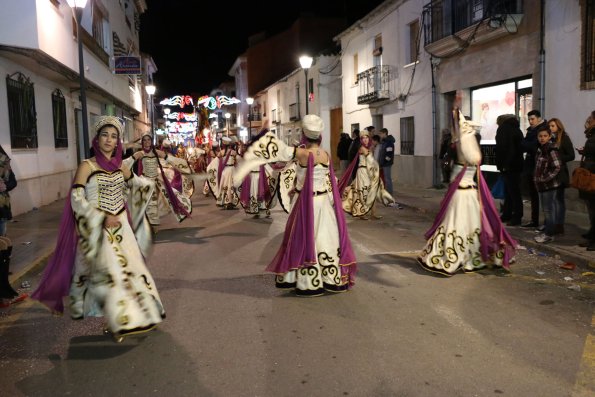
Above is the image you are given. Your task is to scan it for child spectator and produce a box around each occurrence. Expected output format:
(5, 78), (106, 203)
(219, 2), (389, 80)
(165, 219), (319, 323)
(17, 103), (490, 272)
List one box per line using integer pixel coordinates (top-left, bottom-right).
(533, 126), (562, 243)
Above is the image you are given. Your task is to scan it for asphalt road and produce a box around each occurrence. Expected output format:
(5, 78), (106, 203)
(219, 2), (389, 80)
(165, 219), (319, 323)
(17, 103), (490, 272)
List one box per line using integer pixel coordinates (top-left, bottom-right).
(0, 195), (594, 397)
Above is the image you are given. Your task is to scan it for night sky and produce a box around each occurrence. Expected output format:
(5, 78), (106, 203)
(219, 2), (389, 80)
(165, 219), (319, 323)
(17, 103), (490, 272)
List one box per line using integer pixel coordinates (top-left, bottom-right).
(140, 0), (386, 98)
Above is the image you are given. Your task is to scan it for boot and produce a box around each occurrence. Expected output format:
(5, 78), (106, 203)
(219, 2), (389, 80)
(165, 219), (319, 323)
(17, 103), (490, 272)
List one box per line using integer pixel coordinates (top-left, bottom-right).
(0, 249), (17, 299)
(554, 224), (565, 235)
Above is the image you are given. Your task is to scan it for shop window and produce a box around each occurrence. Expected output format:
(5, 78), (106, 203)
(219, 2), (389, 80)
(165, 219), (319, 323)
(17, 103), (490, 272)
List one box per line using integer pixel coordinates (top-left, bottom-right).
(471, 77), (532, 141)
(400, 117), (415, 155)
(52, 89), (68, 148)
(6, 72), (38, 149)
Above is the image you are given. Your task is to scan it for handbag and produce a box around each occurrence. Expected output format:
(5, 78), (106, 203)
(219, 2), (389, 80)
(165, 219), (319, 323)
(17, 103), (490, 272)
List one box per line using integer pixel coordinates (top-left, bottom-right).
(491, 175), (505, 199)
(571, 159), (595, 192)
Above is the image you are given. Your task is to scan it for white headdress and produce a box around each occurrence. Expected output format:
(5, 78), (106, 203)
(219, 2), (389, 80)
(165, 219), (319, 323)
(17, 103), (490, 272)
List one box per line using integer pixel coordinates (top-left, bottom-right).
(94, 116), (123, 136)
(456, 111), (482, 166)
(302, 114), (324, 139)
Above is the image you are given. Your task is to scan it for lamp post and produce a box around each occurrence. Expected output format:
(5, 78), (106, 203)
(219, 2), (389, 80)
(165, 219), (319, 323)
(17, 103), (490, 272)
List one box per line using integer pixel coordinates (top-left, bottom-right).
(146, 84), (156, 144)
(299, 55), (313, 116)
(67, 0), (90, 160)
(246, 97), (254, 138)
(224, 112), (231, 137)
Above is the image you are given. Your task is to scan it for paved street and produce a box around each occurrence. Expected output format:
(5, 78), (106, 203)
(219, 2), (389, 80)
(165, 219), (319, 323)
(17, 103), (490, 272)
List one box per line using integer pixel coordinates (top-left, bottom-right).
(1, 191), (594, 397)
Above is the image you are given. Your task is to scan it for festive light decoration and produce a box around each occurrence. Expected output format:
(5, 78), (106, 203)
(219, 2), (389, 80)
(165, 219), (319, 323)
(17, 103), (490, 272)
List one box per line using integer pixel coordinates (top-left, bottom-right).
(159, 95), (194, 107)
(166, 121), (197, 134)
(165, 112), (197, 122)
(196, 95), (240, 110)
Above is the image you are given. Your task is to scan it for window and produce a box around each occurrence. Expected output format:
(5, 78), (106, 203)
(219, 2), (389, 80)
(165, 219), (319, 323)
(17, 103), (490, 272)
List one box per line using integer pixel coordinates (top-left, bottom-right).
(6, 72), (38, 149)
(400, 117), (415, 155)
(353, 53), (359, 84)
(92, 1), (110, 53)
(52, 89), (68, 148)
(408, 19), (420, 64)
(582, 0), (595, 89)
(263, 100), (267, 117)
(374, 35), (383, 55)
(308, 78), (314, 101)
(373, 35), (383, 68)
(351, 123), (360, 135)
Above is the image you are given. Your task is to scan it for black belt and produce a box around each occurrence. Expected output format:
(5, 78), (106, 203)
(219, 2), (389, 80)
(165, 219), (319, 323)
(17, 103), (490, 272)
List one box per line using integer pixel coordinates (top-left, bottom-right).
(295, 188), (331, 196)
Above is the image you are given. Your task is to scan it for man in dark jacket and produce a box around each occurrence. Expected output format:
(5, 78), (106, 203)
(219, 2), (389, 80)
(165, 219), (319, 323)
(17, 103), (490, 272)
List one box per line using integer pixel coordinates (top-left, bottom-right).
(379, 128), (395, 195)
(347, 129), (361, 163)
(521, 110), (548, 228)
(495, 114), (524, 226)
(337, 132), (352, 172)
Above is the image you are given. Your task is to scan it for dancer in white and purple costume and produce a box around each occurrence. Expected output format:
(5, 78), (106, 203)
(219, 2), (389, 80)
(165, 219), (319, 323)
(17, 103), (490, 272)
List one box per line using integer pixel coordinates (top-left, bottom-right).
(235, 115), (357, 296)
(32, 116), (165, 341)
(418, 109), (517, 275)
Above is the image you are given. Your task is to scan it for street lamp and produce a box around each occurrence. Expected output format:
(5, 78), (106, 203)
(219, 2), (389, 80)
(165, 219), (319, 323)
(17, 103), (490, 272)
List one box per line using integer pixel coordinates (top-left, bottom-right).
(224, 112), (231, 137)
(299, 55), (313, 116)
(146, 84), (156, 144)
(246, 97), (254, 138)
(67, 0), (90, 160)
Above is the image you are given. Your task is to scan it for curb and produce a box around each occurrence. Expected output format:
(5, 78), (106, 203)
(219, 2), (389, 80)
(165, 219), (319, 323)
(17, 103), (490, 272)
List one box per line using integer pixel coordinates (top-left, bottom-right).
(511, 235), (595, 272)
(9, 247), (54, 285)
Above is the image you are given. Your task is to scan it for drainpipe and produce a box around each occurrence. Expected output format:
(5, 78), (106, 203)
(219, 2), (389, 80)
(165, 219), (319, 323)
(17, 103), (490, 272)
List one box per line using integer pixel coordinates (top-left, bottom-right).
(538, 0), (546, 115)
(431, 56), (438, 187)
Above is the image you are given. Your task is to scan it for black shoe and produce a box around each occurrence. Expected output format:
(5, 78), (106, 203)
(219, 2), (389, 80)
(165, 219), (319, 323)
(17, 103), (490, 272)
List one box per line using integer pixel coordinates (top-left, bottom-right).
(587, 243), (595, 251)
(521, 221), (538, 228)
(506, 219), (521, 226)
(581, 232), (595, 240)
(579, 241), (591, 247)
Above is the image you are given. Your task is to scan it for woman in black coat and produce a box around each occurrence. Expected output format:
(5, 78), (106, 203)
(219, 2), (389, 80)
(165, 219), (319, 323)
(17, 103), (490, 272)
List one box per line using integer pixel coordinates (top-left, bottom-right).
(578, 111), (595, 250)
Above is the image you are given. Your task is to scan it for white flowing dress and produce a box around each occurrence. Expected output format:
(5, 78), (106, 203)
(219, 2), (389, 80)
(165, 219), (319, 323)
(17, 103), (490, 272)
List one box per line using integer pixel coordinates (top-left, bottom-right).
(69, 161), (165, 335)
(342, 153), (394, 217)
(274, 162), (350, 295)
(419, 164), (505, 275)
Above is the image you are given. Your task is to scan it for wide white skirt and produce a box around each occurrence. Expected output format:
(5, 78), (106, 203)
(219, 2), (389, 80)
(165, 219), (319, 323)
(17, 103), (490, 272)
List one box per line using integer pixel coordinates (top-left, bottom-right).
(275, 192), (349, 295)
(70, 211), (165, 334)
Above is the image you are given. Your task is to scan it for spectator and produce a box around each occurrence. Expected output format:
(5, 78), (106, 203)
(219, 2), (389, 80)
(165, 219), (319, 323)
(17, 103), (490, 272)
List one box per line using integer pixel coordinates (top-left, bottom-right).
(378, 128), (395, 195)
(372, 135), (382, 164)
(533, 125), (561, 243)
(521, 110), (548, 228)
(495, 114), (524, 226)
(578, 111), (595, 251)
(0, 148), (24, 307)
(347, 129), (361, 163)
(438, 128), (453, 184)
(337, 131), (352, 172)
(548, 118), (575, 235)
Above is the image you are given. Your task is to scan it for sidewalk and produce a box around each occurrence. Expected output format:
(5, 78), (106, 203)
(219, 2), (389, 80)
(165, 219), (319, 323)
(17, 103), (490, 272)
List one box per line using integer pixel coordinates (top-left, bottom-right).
(5, 184), (595, 287)
(393, 183), (595, 271)
(7, 199), (65, 285)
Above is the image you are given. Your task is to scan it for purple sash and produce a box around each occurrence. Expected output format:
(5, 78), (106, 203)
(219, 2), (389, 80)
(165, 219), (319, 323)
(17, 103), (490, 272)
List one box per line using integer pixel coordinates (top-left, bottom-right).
(265, 154), (316, 273)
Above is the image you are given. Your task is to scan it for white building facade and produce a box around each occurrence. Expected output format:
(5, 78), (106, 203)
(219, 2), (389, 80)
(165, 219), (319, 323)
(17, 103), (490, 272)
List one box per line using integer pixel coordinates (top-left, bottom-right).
(336, 0), (434, 187)
(0, 0), (150, 216)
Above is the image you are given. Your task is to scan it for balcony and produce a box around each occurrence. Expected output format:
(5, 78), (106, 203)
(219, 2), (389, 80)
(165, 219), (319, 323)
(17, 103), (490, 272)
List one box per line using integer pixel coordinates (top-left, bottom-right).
(357, 65), (392, 105)
(423, 0), (524, 58)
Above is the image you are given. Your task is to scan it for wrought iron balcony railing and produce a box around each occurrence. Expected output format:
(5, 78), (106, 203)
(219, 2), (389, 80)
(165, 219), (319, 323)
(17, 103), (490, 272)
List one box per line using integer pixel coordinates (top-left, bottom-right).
(357, 65), (392, 105)
(423, 0), (524, 46)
